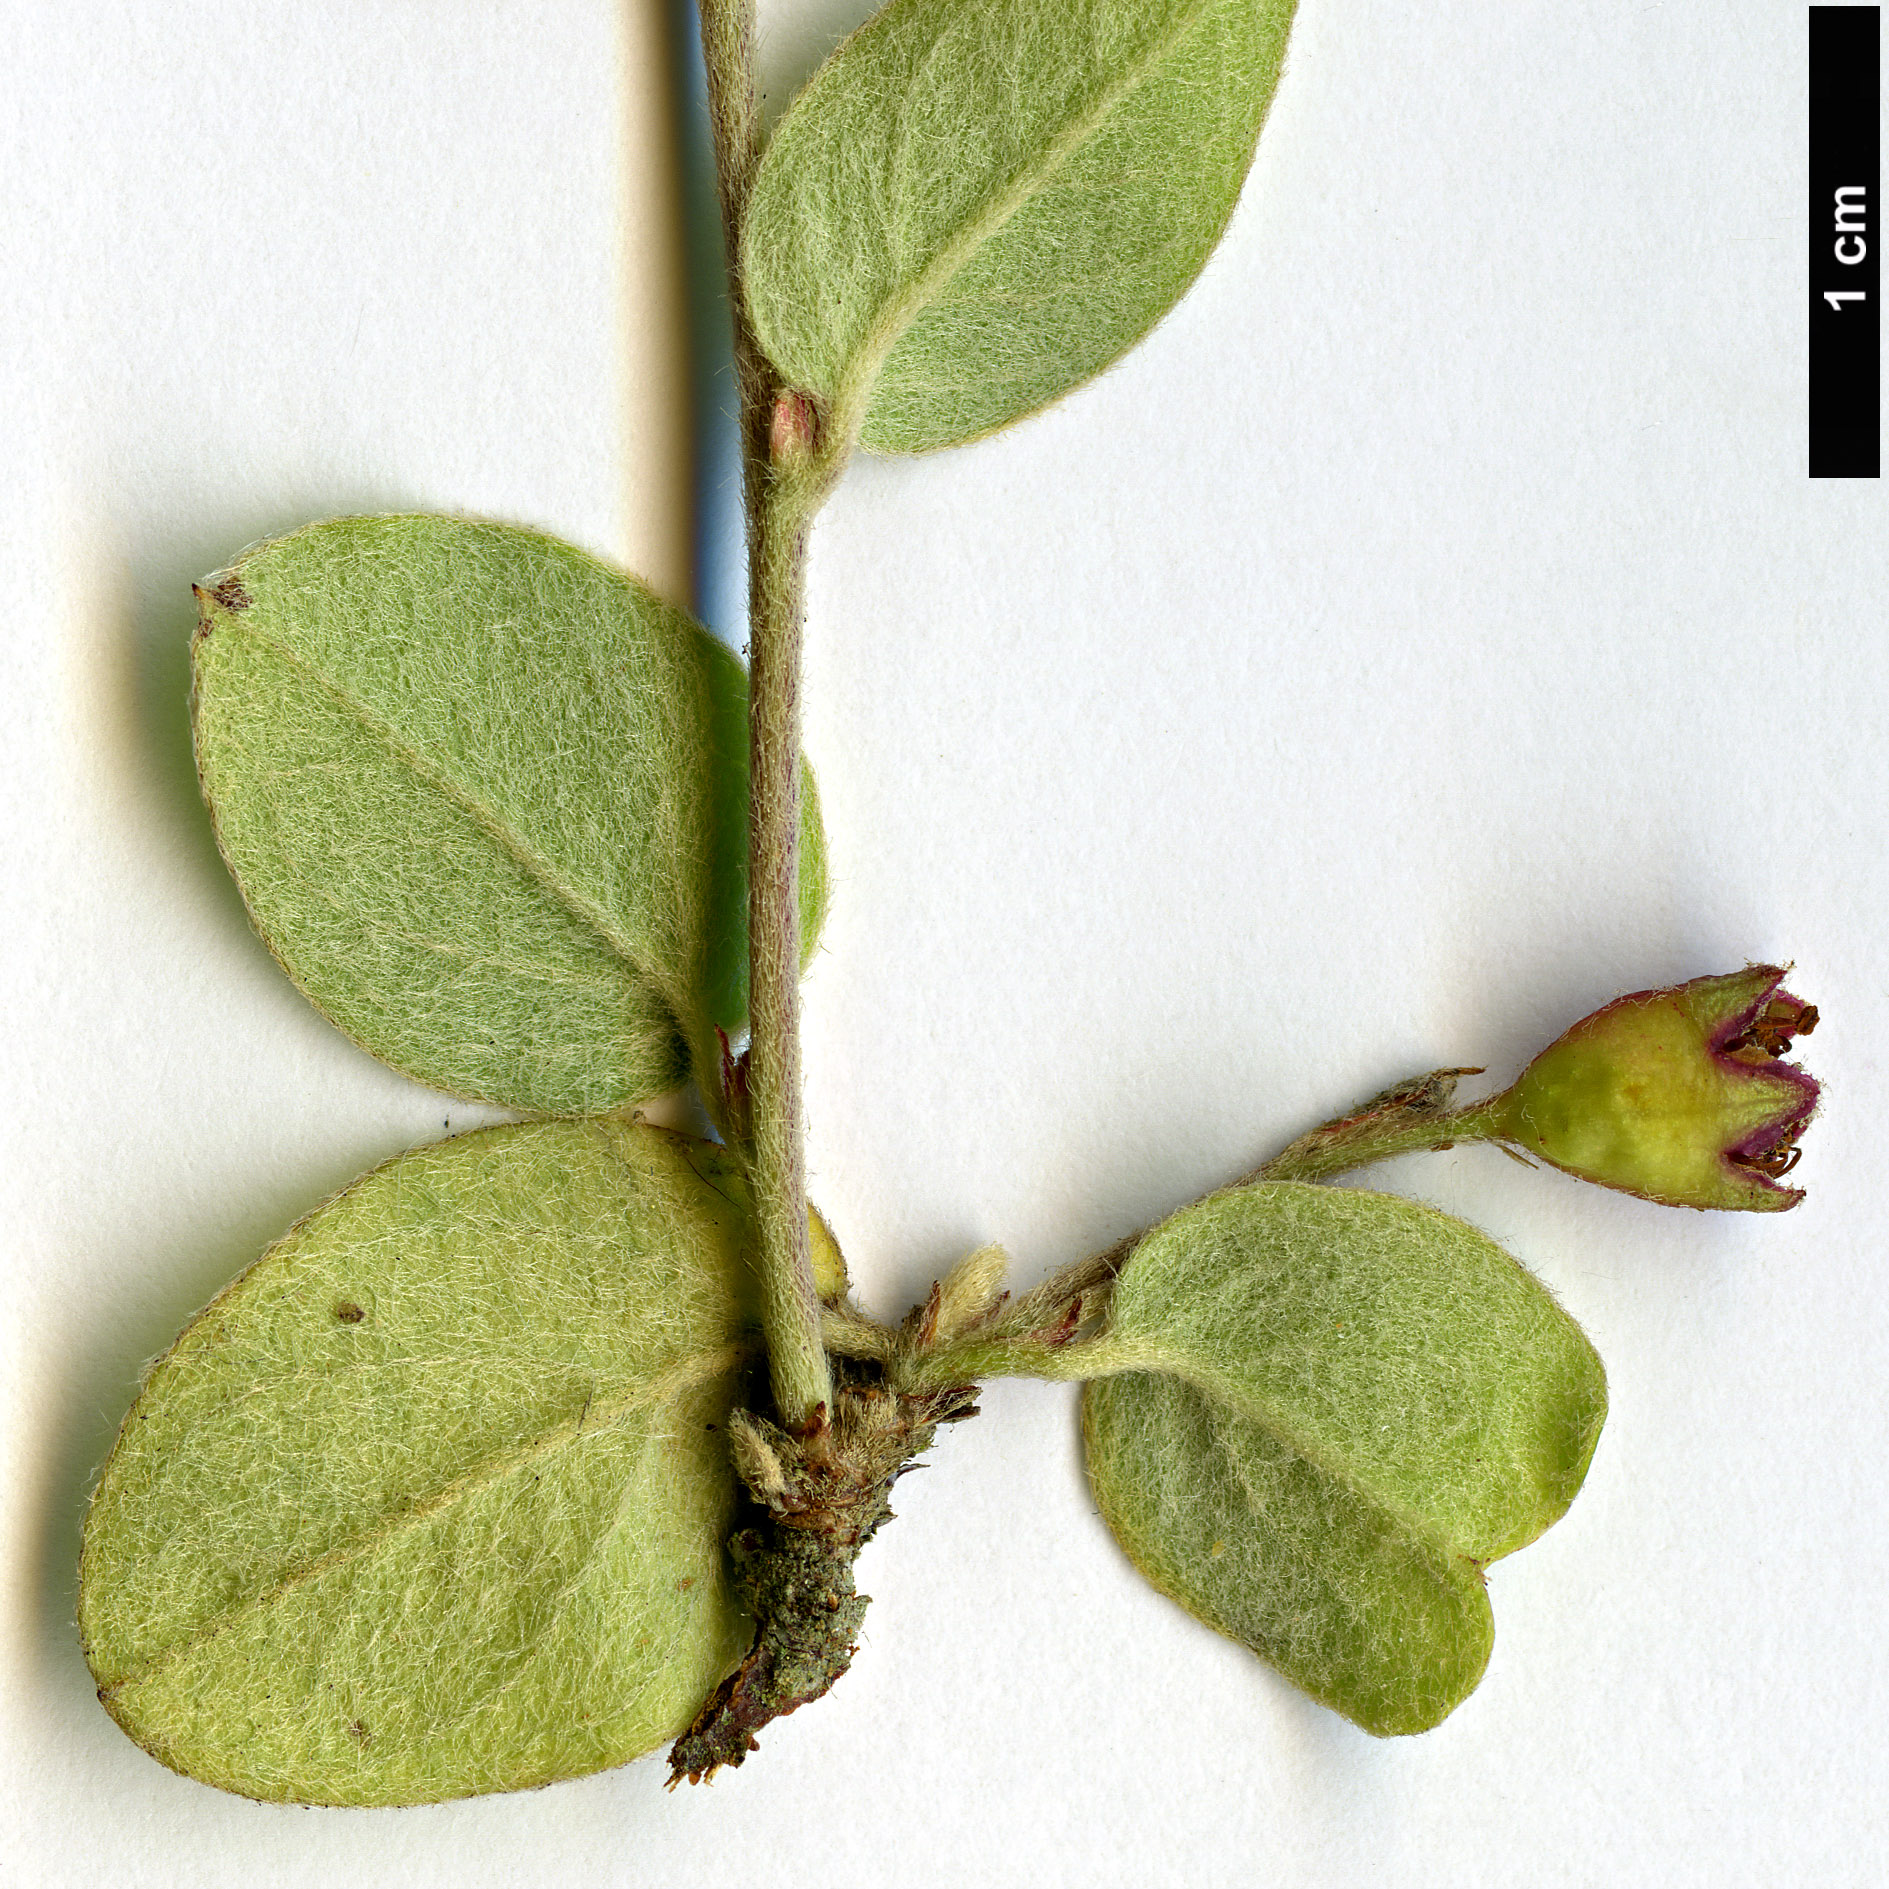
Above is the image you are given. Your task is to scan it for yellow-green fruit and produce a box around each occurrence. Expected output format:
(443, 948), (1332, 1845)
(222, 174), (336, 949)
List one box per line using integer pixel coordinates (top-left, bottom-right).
(1490, 966), (1818, 1211)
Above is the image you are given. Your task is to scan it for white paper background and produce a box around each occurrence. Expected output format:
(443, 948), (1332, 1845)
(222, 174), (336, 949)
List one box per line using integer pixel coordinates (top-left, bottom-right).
(4, 2), (1884, 1884)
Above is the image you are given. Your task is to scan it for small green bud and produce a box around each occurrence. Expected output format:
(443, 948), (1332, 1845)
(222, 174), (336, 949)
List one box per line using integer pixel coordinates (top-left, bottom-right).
(931, 1244), (1009, 1343)
(808, 1201), (849, 1303)
(1488, 966), (1819, 1211)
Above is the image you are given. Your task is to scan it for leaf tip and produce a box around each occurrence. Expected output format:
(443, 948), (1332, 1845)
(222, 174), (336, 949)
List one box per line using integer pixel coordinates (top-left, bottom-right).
(192, 574), (251, 642)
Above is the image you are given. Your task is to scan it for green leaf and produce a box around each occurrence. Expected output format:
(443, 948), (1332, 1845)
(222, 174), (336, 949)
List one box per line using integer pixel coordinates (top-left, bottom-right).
(741, 0), (1298, 454)
(80, 1120), (761, 1805)
(192, 515), (829, 1115)
(1083, 1183), (1606, 1734)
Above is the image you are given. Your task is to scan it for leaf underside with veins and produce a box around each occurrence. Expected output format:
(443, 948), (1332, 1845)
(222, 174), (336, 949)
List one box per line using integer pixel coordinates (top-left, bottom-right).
(79, 1121), (761, 1805)
(743, 0), (1299, 453)
(1084, 1183), (1606, 1734)
(193, 514), (827, 1115)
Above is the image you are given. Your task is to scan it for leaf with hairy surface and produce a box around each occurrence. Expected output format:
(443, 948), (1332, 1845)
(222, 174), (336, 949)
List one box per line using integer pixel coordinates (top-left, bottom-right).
(1084, 1183), (1605, 1734)
(742, 0), (1298, 453)
(193, 514), (828, 1115)
(80, 1120), (761, 1805)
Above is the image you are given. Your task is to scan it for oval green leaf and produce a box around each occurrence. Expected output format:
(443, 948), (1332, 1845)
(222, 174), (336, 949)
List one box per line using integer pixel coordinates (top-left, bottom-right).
(80, 1120), (760, 1804)
(192, 515), (829, 1114)
(1083, 1183), (1606, 1734)
(742, 0), (1299, 453)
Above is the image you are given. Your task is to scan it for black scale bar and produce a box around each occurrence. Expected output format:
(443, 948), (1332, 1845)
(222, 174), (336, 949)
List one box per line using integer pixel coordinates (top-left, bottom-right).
(1809, 7), (1880, 477)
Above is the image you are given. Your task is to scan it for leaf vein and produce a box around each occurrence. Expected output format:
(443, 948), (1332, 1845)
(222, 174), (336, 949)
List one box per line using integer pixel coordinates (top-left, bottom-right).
(99, 1340), (754, 1698)
(1144, 1347), (1468, 1569)
(832, 0), (1221, 441)
(230, 623), (668, 998)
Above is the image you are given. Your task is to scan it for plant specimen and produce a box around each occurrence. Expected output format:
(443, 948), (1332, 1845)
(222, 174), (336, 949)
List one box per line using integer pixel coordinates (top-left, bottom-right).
(74, 0), (1818, 1805)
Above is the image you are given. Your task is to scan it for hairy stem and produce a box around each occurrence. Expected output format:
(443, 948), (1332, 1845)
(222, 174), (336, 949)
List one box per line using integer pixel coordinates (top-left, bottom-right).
(745, 465), (837, 1426)
(893, 1073), (1515, 1392)
(1251, 1088), (1506, 1185)
(696, 0), (845, 1427)
(895, 1329), (1141, 1393)
(696, 0), (759, 236)
(696, 0), (777, 507)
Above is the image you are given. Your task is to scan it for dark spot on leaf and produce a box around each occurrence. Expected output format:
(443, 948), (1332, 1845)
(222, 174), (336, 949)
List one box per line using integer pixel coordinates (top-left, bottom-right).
(333, 1302), (365, 1324)
(348, 1719), (370, 1745)
(210, 577), (252, 612)
(677, 1577), (695, 1592)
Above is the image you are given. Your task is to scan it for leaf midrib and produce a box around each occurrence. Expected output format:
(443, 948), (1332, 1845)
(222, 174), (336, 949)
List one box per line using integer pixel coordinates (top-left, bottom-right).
(1198, 1391), (1469, 1636)
(219, 619), (670, 998)
(96, 1339), (753, 1696)
(827, 0), (1223, 443)
(1129, 1341), (1481, 1571)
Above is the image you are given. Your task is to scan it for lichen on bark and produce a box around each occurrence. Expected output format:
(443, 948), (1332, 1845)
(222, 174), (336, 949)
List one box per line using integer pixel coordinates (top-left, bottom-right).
(667, 1374), (977, 1785)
